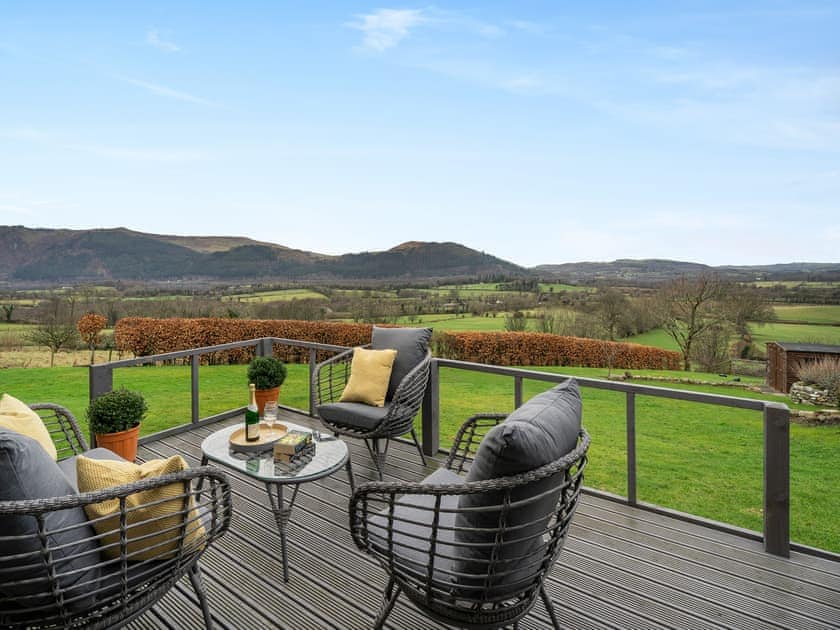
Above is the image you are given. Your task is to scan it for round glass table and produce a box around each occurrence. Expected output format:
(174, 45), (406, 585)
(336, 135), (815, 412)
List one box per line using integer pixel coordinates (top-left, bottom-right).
(201, 421), (354, 582)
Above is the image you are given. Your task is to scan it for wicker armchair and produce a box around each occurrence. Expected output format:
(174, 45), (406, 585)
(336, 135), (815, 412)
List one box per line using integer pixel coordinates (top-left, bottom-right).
(0, 403), (233, 629)
(314, 327), (433, 479)
(350, 412), (590, 629)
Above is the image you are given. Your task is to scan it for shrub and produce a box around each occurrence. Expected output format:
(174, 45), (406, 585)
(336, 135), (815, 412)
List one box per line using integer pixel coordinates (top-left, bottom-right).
(86, 387), (147, 434)
(435, 331), (681, 370)
(796, 357), (840, 404)
(247, 356), (287, 389)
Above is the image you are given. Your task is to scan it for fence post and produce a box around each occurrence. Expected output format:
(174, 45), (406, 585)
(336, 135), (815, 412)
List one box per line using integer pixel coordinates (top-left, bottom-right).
(764, 402), (790, 557)
(514, 376), (523, 409)
(421, 359), (440, 456)
(88, 364), (113, 447)
(191, 354), (200, 425)
(308, 347), (317, 417)
(626, 391), (637, 506)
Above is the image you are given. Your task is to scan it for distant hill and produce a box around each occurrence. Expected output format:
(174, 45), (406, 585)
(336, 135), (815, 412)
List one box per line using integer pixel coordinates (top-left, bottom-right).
(0, 226), (525, 284)
(535, 259), (840, 283)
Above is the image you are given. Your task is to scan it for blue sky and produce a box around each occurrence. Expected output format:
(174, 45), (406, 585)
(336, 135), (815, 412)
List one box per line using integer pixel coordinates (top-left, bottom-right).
(1, 2), (838, 267)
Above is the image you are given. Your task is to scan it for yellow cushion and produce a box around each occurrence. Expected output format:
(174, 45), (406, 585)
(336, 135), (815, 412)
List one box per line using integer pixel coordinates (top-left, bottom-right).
(0, 393), (58, 460)
(339, 347), (398, 407)
(76, 455), (206, 561)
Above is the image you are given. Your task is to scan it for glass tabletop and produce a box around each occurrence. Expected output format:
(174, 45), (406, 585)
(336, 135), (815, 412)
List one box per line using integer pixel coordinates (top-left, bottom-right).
(201, 422), (348, 484)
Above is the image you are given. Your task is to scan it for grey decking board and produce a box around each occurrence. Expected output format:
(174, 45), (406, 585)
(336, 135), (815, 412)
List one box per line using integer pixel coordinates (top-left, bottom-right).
(574, 509), (840, 602)
(565, 534), (840, 629)
(582, 494), (840, 580)
(129, 411), (840, 629)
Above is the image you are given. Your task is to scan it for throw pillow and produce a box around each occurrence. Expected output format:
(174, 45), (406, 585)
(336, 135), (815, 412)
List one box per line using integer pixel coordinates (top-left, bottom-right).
(339, 347), (398, 407)
(76, 454), (206, 561)
(0, 393), (58, 460)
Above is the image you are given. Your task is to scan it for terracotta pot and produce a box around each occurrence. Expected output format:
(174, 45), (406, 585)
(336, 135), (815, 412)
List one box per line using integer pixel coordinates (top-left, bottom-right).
(255, 386), (281, 416)
(95, 424), (141, 462)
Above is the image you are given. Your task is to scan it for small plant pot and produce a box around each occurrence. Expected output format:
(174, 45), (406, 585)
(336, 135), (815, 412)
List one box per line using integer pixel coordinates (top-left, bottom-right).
(96, 424), (141, 461)
(255, 387), (281, 416)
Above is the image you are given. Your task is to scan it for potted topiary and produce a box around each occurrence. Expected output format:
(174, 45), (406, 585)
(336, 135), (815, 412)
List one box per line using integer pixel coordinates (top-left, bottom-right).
(86, 386), (147, 461)
(247, 356), (287, 415)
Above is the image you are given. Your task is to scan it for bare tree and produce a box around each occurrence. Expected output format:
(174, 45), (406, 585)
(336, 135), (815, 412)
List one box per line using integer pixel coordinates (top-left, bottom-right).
(1, 304), (14, 322)
(28, 296), (80, 367)
(592, 288), (629, 340)
(654, 275), (729, 371)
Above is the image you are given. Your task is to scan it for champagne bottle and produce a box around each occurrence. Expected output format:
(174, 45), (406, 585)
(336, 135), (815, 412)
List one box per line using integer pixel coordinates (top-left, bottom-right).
(246, 383), (260, 442)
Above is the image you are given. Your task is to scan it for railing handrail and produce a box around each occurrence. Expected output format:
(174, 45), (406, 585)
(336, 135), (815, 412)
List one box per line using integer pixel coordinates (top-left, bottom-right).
(92, 337), (349, 369)
(434, 358), (769, 410)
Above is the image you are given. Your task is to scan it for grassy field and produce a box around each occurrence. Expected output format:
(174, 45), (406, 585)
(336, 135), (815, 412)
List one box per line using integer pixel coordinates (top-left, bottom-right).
(750, 321), (840, 347)
(772, 304), (840, 324)
(223, 288), (329, 302)
(2, 362), (837, 553)
(628, 321), (840, 354)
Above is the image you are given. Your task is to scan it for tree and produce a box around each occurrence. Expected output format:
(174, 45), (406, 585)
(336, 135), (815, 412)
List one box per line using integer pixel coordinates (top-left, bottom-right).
(28, 296), (79, 367)
(1, 304), (14, 322)
(592, 288), (629, 340)
(504, 311), (528, 332)
(654, 275), (729, 371)
(77, 312), (108, 364)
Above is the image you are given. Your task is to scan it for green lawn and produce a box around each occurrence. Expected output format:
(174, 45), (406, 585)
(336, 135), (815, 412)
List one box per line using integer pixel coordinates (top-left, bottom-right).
(772, 304), (840, 324)
(750, 321), (840, 347)
(625, 328), (681, 351)
(3, 362), (837, 553)
(223, 288), (329, 302)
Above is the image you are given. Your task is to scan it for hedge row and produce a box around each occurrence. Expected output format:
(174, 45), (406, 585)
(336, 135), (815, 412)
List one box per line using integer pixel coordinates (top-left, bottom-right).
(435, 331), (682, 370)
(114, 317), (372, 364)
(114, 318), (682, 371)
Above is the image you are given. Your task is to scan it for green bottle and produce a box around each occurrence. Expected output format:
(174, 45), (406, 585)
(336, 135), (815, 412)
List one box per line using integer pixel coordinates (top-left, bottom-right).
(246, 383), (260, 442)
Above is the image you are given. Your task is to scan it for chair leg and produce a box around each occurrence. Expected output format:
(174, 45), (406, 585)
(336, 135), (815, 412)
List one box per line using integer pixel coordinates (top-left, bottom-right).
(409, 428), (427, 466)
(373, 577), (401, 629)
(365, 438), (389, 480)
(189, 564), (214, 629)
(540, 584), (560, 630)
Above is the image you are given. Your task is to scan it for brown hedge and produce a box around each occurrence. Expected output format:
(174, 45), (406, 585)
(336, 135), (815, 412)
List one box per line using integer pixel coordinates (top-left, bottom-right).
(114, 318), (681, 370)
(114, 317), (373, 364)
(435, 331), (682, 370)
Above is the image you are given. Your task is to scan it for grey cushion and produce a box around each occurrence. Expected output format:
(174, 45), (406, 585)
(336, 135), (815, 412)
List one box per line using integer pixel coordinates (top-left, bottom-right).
(371, 326), (432, 401)
(368, 467), (463, 583)
(0, 429), (102, 612)
(57, 447), (125, 491)
(456, 379), (582, 596)
(317, 401), (389, 431)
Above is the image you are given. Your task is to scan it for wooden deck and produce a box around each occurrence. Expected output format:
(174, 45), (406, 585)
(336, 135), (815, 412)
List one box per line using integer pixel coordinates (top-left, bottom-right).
(129, 409), (840, 629)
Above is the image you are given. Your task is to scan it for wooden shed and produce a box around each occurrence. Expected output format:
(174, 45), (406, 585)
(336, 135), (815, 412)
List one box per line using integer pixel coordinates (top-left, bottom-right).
(767, 342), (840, 393)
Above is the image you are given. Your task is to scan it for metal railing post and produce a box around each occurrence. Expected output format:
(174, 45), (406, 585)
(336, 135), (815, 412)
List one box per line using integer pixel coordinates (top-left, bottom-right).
(257, 337), (273, 358)
(308, 347), (317, 417)
(514, 376), (523, 409)
(88, 364), (113, 447)
(626, 391), (637, 506)
(421, 359), (440, 456)
(191, 354), (200, 425)
(763, 402), (790, 557)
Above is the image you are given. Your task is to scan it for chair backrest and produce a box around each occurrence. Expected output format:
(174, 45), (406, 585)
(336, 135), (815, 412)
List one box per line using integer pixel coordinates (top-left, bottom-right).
(371, 326), (432, 401)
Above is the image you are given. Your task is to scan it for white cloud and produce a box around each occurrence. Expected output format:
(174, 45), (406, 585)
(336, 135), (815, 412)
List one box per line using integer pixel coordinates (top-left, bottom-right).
(146, 29), (180, 52)
(348, 9), (428, 52)
(119, 76), (220, 107)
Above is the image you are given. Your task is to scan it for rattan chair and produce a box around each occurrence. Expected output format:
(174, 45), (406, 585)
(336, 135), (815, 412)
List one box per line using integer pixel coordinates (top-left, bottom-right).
(0, 403), (233, 629)
(314, 328), (432, 479)
(350, 412), (590, 629)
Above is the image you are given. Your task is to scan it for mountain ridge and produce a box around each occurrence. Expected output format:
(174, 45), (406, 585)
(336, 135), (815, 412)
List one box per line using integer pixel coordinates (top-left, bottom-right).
(0, 226), (525, 283)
